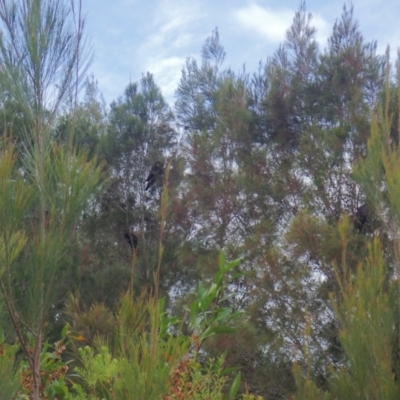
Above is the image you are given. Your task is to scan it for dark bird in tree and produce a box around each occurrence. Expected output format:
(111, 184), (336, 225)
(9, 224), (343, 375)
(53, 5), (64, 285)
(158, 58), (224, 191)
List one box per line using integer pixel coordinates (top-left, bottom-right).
(124, 232), (138, 249)
(354, 203), (369, 232)
(145, 161), (163, 190)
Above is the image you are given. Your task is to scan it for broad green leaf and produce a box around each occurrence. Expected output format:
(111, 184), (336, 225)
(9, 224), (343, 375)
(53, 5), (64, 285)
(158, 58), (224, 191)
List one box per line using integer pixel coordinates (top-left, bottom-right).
(229, 372), (241, 400)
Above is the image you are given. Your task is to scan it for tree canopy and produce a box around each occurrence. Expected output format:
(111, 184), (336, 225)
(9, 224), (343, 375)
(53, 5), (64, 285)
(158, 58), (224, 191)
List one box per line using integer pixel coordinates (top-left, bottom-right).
(0, 2), (399, 399)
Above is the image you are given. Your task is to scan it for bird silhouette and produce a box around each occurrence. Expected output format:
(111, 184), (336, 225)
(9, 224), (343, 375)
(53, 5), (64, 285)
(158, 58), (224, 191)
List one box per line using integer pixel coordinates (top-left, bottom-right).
(124, 232), (138, 249)
(145, 161), (163, 190)
(354, 203), (369, 232)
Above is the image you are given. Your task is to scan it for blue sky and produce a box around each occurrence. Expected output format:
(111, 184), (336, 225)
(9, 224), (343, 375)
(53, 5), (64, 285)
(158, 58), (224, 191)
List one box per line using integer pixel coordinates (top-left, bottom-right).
(82, 0), (400, 106)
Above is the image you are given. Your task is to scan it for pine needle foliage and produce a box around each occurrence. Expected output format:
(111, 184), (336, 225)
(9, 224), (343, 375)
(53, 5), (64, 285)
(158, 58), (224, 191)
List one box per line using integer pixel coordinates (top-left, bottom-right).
(0, 1), (102, 399)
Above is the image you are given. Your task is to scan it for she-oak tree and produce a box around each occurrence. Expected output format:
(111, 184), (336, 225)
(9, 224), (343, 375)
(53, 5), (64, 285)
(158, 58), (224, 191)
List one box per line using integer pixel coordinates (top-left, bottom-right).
(0, 1), (103, 399)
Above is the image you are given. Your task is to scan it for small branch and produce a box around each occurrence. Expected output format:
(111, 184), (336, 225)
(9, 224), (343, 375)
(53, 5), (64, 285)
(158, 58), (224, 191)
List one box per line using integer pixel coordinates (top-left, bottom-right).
(155, 156), (172, 300)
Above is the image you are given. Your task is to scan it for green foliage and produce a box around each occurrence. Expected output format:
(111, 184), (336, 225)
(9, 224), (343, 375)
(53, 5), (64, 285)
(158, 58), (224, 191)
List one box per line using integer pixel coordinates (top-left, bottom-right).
(75, 346), (119, 395)
(0, 2), (102, 399)
(165, 355), (228, 400)
(17, 336), (73, 399)
(77, 72), (178, 307)
(65, 293), (115, 346)
(112, 295), (187, 400)
(293, 72), (400, 399)
(65, 253), (243, 399)
(0, 325), (21, 399)
(0, 145), (33, 272)
(56, 76), (107, 158)
(293, 363), (331, 400)
(185, 252), (242, 347)
(354, 63), (400, 241)
(329, 238), (399, 399)
(293, 236), (400, 400)
(0, 2), (399, 399)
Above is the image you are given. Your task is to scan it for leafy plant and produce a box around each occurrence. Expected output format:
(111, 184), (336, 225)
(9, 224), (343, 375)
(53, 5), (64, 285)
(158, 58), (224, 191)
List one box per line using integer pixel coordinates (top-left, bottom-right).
(185, 252), (242, 350)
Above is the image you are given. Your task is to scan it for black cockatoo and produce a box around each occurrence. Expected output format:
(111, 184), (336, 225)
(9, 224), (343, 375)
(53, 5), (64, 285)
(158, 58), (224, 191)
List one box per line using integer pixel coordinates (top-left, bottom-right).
(145, 161), (163, 190)
(124, 232), (138, 249)
(354, 203), (369, 232)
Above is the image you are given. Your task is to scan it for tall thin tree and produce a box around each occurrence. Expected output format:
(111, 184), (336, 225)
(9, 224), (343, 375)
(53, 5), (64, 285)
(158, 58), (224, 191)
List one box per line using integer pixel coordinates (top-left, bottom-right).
(0, 1), (102, 399)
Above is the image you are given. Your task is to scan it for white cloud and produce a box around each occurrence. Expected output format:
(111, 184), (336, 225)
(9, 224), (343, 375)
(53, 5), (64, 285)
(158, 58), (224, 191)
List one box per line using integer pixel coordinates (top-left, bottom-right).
(144, 56), (186, 101)
(136, 0), (204, 103)
(234, 3), (294, 43)
(234, 2), (329, 47)
(146, 0), (201, 48)
(313, 16), (329, 48)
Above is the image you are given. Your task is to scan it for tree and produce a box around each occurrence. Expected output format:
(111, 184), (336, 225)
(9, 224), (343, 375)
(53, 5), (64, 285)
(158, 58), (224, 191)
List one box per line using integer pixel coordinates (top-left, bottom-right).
(55, 75), (108, 158)
(175, 29), (298, 396)
(0, 1), (103, 399)
(294, 72), (400, 394)
(171, 5), (386, 397)
(77, 73), (178, 306)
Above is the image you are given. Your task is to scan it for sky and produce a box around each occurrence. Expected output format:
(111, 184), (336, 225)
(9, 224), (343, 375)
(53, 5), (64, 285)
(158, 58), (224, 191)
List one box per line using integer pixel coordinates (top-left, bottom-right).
(82, 0), (400, 106)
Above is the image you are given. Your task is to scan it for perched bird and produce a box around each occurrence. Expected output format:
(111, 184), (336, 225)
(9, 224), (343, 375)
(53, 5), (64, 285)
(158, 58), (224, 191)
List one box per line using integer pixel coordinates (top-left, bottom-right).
(124, 232), (138, 249)
(145, 161), (163, 190)
(354, 203), (369, 232)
